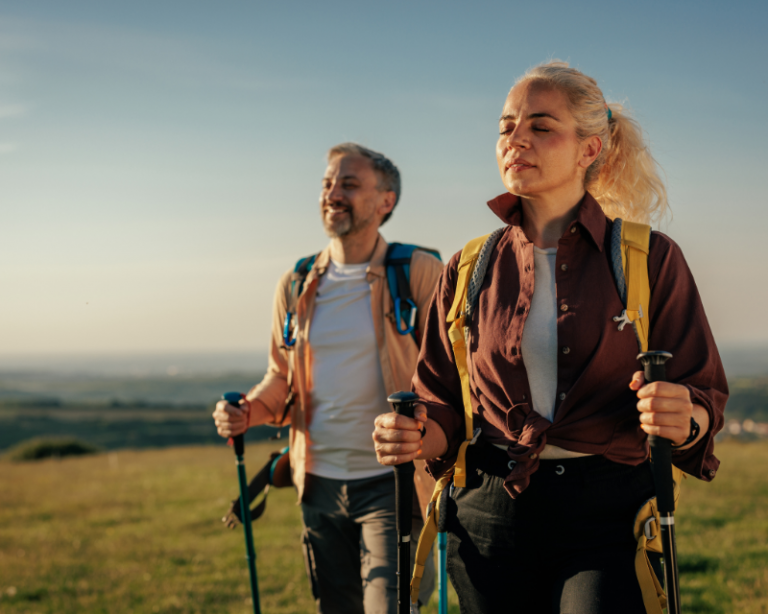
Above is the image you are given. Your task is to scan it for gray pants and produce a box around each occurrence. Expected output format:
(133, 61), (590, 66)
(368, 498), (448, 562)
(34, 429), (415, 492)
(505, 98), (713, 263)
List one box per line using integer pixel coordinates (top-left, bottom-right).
(301, 472), (434, 614)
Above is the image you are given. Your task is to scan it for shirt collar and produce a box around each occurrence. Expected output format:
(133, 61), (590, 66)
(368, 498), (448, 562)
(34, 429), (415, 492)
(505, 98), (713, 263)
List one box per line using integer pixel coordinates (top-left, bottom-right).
(486, 191), (607, 252)
(311, 232), (388, 279)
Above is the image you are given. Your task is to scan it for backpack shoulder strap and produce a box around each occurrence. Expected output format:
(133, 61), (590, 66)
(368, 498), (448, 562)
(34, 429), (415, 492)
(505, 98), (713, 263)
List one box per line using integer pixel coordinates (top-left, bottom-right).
(610, 219), (652, 353)
(385, 243), (442, 342)
(410, 228), (503, 604)
(283, 254), (317, 348)
(612, 220), (689, 613)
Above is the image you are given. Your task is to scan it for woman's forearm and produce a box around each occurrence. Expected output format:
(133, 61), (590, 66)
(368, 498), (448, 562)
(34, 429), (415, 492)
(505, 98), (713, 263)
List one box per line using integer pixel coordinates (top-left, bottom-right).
(417, 418), (449, 460)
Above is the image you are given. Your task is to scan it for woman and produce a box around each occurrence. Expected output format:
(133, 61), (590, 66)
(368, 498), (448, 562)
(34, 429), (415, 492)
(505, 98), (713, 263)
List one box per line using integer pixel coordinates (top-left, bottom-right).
(373, 62), (727, 613)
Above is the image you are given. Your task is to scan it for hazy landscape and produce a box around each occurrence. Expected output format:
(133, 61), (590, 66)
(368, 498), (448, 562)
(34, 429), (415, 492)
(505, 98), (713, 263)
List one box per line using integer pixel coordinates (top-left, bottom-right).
(1, 347), (767, 613)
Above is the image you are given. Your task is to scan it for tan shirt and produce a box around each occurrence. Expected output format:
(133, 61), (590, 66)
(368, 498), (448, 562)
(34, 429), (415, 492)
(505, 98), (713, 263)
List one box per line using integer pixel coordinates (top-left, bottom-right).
(246, 233), (444, 503)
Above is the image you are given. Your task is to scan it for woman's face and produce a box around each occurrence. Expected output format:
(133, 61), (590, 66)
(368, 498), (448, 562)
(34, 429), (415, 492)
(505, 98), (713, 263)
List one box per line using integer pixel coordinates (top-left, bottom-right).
(496, 82), (599, 200)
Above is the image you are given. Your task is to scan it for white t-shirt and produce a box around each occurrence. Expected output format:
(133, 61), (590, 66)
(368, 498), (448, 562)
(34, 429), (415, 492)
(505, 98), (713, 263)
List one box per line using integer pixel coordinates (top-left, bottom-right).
(521, 247), (559, 422)
(306, 259), (393, 480)
(517, 246), (589, 460)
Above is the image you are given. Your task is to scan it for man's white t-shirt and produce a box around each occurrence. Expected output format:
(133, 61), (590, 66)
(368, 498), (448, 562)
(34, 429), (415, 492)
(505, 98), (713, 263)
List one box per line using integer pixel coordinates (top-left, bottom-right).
(306, 259), (393, 480)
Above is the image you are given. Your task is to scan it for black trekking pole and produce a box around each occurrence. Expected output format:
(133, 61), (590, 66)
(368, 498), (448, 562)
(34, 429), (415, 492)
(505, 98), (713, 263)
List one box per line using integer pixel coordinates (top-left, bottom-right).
(388, 391), (418, 614)
(637, 352), (681, 614)
(222, 391), (261, 614)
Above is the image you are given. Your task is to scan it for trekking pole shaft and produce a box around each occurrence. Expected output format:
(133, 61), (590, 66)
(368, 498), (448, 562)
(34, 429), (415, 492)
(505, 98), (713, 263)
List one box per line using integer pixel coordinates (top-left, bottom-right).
(388, 391), (418, 614)
(638, 352), (681, 614)
(235, 438), (261, 614)
(437, 486), (449, 614)
(223, 392), (261, 614)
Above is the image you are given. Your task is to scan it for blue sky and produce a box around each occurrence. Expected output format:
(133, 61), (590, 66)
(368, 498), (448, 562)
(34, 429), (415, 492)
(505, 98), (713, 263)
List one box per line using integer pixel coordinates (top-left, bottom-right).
(1, 0), (767, 356)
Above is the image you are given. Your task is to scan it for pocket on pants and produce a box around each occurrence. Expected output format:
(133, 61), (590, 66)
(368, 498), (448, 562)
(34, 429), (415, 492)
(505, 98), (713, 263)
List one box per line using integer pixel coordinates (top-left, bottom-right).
(302, 527), (320, 600)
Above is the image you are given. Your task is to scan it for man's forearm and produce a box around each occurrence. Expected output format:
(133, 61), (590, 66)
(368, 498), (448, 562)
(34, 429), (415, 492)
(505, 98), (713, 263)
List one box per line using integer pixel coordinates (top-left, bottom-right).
(247, 398), (283, 428)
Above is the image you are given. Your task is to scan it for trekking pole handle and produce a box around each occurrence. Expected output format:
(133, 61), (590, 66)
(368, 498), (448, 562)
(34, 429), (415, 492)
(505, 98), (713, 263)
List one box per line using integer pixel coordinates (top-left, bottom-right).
(222, 391), (247, 457)
(637, 351), (675, 513)
(388, 392), (418, 534)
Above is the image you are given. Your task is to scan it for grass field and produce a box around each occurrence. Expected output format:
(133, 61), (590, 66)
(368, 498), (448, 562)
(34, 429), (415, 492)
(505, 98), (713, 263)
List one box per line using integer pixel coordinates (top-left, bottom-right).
(1, 441), (766, 614)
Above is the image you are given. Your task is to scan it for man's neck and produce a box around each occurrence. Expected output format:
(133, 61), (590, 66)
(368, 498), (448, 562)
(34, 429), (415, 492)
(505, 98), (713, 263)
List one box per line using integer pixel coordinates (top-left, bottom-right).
(329, 228), (380, 264)
(520, 186), (586, 249)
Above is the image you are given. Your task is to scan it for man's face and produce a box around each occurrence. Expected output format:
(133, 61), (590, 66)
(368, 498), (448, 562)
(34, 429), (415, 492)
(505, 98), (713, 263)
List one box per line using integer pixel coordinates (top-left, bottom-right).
(319, 154), (393, 239)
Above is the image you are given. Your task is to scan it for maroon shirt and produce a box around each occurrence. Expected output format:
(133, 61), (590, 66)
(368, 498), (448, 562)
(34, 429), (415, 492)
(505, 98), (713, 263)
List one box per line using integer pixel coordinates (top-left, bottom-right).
(416, 192), (728, 498)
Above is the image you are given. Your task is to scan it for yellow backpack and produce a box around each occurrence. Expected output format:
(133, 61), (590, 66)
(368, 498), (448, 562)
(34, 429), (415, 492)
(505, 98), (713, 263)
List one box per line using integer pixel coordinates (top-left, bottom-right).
(410, 220), (683, 614)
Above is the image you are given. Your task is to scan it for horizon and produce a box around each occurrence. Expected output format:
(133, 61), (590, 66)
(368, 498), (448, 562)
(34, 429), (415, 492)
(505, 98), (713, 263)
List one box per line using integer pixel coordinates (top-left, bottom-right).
(2, 342), (768, 379)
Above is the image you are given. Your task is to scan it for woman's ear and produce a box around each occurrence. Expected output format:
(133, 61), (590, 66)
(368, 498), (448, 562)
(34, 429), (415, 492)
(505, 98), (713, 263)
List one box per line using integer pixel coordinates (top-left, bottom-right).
(579, 135), (603, 169)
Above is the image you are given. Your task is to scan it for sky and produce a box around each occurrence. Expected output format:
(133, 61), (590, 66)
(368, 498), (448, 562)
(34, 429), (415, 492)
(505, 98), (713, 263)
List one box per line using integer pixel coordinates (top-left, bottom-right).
(1, 0), (767, 361)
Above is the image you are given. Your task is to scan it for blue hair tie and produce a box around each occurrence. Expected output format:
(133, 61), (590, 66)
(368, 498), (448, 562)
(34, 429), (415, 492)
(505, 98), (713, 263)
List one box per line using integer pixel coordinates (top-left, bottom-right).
(606, 106), (613, 121)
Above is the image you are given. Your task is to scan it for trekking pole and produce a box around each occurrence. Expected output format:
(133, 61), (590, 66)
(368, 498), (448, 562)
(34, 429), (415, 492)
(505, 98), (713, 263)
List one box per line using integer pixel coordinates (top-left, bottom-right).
(637, 352), (681, 614)
(437, 485), (449, 614)
(222, 392), (261, 614)
(388, 391), (418, 614)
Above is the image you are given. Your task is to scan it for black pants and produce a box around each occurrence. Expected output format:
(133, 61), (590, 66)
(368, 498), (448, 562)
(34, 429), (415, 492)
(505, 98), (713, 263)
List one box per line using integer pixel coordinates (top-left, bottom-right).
(446, 443), (655, 614)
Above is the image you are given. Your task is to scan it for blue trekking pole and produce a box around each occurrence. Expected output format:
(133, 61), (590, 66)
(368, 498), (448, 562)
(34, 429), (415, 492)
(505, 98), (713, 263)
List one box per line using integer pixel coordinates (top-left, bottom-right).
(437, 486), (449, 614)
(637, 352), (681, 614)
(222, 391), (261, 614)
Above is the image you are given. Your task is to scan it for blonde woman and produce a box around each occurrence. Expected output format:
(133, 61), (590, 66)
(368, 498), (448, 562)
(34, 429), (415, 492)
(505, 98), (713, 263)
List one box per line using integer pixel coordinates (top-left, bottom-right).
(373, 62), (727, 613)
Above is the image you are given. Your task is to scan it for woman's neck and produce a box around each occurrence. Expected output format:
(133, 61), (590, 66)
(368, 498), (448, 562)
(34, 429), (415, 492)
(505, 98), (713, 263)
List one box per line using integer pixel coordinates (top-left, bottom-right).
(520, 188), (586, 249)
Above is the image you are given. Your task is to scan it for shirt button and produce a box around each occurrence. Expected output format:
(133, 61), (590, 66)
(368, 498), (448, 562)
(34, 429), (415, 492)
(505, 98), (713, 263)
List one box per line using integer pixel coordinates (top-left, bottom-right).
(708, 469), (716, 478)
(570, 226), (577, 234)
(522, 394), (527, 400)
(560, 304), (569, 312)
(561, 264), (568, 271)
(562, 346), (571, 354)
(530, 453), (538, 460)
(559, 392), (566, 401)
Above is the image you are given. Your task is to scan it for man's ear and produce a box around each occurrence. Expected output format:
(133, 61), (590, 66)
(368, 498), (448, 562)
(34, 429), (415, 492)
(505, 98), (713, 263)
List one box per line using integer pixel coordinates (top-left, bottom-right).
(378, 191), (396, 218)
(579, 135), (603, 169)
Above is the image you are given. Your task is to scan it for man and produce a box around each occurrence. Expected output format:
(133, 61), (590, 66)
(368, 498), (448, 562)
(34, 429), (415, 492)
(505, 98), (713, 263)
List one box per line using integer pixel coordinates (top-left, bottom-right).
(212, 143), (442, 613)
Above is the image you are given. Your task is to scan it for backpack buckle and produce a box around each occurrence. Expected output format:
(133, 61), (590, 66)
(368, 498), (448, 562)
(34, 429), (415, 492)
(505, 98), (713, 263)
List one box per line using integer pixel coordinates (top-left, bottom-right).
(613, 305), (643, 331)
(394, 297), (417, 336)
(282, 312), (298, 347)
(643, 516), (657, 541)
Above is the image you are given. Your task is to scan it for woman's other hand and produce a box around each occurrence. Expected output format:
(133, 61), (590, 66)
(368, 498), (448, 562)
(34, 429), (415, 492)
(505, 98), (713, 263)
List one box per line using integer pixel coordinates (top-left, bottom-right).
(630, 372), (709, 449)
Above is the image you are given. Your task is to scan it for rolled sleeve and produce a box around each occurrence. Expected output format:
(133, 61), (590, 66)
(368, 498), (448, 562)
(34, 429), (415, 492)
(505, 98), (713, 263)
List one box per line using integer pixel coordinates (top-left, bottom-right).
(246, 270), (293, 426)
(411, 251), (467, 478)
(648, 233), (728, 480)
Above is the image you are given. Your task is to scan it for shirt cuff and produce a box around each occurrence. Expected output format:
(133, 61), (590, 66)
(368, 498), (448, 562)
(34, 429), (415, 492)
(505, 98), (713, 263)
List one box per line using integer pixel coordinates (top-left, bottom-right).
(422, 399), (465, 479)
(670, 385), (720, 481)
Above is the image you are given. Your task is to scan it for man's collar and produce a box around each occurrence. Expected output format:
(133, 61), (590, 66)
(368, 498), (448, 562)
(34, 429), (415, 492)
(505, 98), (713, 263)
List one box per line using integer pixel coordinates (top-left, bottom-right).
(486, 191), (606, 252)
(311, 232), (389, 278)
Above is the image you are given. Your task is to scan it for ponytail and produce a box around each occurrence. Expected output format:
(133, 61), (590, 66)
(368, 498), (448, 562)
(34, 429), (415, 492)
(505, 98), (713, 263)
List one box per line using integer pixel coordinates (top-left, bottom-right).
(517, 62), (669, 224)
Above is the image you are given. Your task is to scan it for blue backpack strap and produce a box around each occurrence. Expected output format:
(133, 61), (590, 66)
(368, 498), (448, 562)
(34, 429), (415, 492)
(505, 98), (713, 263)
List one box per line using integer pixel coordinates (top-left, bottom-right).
(282, 254), (317, 348)
(385, 243), (442, 343)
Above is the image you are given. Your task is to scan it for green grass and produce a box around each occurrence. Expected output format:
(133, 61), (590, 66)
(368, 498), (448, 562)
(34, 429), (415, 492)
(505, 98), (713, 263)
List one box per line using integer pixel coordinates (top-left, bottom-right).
(0, 441), (766, 613)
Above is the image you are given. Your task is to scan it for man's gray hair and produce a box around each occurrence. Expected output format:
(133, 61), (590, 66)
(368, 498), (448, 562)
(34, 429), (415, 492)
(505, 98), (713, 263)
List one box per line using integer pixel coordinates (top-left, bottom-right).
(327, 142), (401, 224)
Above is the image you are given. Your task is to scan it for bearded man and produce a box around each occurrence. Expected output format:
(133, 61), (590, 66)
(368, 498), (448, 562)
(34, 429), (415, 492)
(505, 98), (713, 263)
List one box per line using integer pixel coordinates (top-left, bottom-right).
(213, 143), (441, 613)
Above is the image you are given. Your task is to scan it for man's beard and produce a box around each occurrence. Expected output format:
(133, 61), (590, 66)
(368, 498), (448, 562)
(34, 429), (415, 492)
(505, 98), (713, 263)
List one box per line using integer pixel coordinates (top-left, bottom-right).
(322, 206), (374, 239)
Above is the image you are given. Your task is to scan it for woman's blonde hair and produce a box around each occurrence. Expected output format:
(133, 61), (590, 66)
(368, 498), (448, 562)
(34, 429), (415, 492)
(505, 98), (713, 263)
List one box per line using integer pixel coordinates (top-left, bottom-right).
(516, 61), (668, 224)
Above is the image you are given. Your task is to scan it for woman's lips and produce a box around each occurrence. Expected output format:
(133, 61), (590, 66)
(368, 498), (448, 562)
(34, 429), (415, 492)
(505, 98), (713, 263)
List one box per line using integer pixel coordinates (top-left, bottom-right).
(507, 160), (535, 172)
